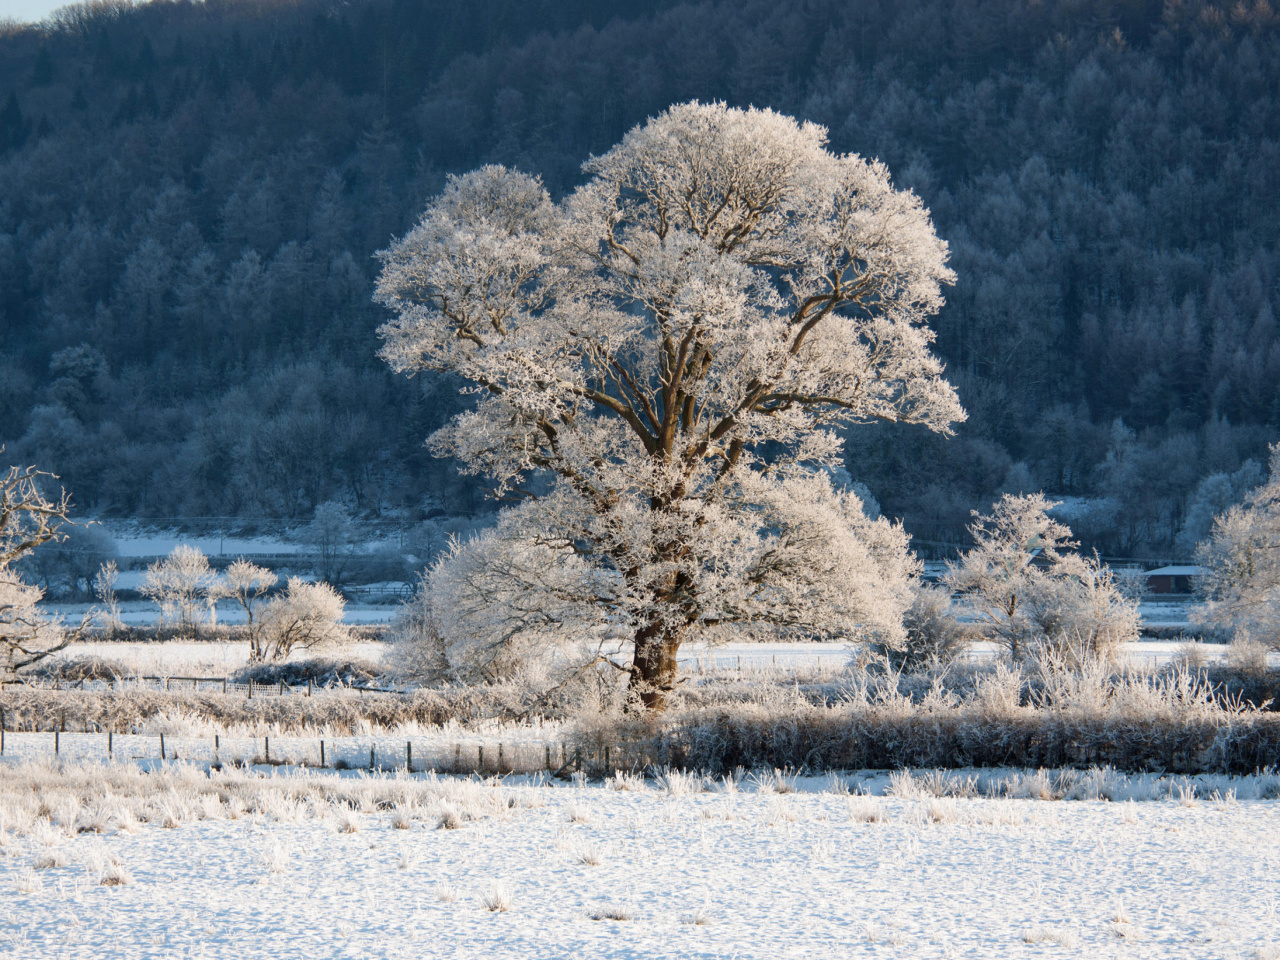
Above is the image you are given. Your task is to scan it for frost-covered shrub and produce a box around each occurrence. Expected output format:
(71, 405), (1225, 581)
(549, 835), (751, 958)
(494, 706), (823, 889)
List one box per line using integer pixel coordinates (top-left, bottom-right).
(872, 584), (969, 671)
(946, 493), (1140, 665)
(254, 578), (347, 661)
(1196, 443), (1280, 647)
(391, 527), (619, 690)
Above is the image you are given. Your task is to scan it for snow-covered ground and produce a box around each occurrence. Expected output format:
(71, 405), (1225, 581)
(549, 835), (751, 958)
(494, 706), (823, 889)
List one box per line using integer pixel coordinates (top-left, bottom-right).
(0, 765), (1277, 959)
(108, 532), (305, 559)
(39, 636), (1251, 681)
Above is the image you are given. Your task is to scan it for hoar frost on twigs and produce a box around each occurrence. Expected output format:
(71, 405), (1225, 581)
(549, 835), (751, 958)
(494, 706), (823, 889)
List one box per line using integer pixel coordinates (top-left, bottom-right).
(376, 102), (964, 708)
(253, 578), (347, 662)
(1197, 443), (1280, 647)
(0, 460), (78, 676)
(945, 493), (1140, 665)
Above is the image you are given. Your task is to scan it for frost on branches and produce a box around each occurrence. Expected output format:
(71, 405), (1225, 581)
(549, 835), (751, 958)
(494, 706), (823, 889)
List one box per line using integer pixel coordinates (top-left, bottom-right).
(945, 493), (1140, 665)
(376, 102), (964, 708)
(1197, 443), (1280, 647)
(0, 462), (76, 677)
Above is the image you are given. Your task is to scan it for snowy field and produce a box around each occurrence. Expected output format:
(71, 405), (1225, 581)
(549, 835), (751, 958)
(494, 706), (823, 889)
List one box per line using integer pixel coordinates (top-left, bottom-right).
(39, 637), (1248, 681)
(0, 764), (1278, 959)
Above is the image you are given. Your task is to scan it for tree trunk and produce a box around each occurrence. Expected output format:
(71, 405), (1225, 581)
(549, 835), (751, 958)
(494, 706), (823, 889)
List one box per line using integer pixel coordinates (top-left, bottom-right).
(629, 621), (681, 711)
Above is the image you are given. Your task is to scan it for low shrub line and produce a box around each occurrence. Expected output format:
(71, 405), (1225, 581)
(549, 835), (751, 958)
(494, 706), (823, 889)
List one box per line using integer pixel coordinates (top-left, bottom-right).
(585, 707), (1280, 776)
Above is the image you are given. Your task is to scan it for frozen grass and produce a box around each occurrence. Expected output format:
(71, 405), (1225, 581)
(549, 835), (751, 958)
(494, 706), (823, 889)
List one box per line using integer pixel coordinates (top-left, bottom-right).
(11, 648), (1280, 776)
(0, 760), (1277, 958)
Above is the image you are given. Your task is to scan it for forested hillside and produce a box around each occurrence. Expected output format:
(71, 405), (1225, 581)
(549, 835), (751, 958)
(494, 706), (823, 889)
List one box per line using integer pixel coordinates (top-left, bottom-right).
(1, 0), (1277, 556)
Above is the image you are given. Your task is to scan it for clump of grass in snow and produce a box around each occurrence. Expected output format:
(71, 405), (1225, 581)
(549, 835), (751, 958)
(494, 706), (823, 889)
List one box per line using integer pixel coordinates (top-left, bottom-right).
(262, 841), (289, 875)
(334, 809), (361, 834)
(566, 802), (591, 825)
(926, 798), (957, 824)
(749, 768), (797, 794)
(434, 881), (459, 902)
(658, 769), (708, 796)
(16, 867), (44, 894)
(607, 771), (646, 792)
(390, 802), (414, 830)
(588, 903), (633, 921)
(1021, 925), (1079, 947)
(574, 840), (605, 866)
(436, 803), (464, 830)
(845, 796), (887, 823)
(681, 906), (711, 925)
(1109, 921), (1140, 940)
(33, 849), (71, 870)
(482, 881), (512, 913)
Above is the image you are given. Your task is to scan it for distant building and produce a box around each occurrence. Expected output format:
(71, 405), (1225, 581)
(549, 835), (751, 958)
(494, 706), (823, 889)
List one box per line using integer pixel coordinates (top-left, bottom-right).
(1145, 565), (1206, 594)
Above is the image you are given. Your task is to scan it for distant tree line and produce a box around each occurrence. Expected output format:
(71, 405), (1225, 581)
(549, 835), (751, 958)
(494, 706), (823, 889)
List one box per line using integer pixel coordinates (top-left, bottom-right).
(0, 0), (1278, 556)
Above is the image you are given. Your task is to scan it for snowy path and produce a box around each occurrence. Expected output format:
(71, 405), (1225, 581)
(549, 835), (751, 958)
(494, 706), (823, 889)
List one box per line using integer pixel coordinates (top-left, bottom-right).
(2, 780), (1278, 958)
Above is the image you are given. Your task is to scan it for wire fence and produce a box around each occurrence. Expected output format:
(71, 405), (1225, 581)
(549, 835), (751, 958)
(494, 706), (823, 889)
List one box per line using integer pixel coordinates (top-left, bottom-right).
(0, 676), (405, 697)
(0, 729), (590, 777)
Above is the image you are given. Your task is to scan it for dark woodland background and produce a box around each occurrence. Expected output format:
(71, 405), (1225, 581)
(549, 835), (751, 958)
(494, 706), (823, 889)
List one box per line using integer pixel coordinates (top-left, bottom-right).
(1, 0), (1278, 558)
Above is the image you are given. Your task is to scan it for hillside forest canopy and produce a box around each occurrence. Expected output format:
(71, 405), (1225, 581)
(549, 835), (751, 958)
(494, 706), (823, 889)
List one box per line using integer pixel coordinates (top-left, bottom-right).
(1, 0), (1278, 559)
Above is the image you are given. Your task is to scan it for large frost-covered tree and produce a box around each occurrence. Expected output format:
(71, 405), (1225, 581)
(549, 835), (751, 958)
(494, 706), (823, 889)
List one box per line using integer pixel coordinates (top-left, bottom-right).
(376, 103), (964, 707)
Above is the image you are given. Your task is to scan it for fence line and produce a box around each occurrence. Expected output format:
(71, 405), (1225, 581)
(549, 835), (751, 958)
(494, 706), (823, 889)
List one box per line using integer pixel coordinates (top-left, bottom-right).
(0, 676), (406, 698)
(0, 730), (595, 777)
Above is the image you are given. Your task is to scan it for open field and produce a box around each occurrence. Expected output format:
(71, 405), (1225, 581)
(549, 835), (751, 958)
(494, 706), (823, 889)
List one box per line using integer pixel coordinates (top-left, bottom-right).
(0, 761), (1277, 959)
(33, 636), (1256, 682)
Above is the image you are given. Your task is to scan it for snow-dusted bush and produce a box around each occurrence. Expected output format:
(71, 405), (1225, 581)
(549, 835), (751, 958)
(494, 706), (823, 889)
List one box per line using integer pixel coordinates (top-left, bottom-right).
(254, 577), (347, 661)
(1196, 443), (1280, 647)
(393, 526), (619, 686)
(375, 102), (961, 707)
(871, 584), (969, 671)
(139, 544), (220, 632)
(946, 493), (1139, 664)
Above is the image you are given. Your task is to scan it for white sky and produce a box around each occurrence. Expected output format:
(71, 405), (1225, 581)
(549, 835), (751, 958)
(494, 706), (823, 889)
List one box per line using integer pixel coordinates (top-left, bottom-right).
(1, 0), (154, 24)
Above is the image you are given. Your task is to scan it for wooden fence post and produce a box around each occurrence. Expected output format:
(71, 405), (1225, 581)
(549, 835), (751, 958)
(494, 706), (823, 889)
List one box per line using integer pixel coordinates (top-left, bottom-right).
(320, 740), (325, 767)
(265, 737), (270, 763)
(369, 745), (375, 771)
(160, 733), (165, 761)
(1, 707), (5, 756)
(406, 741), (412, 771)
(108, 730), (112, 758)
(223, 678), (228, 695)
(55, 730), (59, 756)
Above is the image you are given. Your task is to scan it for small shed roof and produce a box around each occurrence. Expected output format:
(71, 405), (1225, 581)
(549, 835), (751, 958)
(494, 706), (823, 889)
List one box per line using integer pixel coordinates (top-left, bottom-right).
(1145, 565), (1206, 577)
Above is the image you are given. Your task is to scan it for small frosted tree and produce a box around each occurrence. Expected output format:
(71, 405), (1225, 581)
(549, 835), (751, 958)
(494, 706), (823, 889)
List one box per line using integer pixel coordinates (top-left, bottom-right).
(140, 544), (218, 633)
(376, 102), (963, 708)
(307, 500), (356, 584)
(945, 493), (1139, 664)
(1196, 443), (1280, 647)
(0, 461), (77, 676)
(223, 558), (278, 661)
(255, 578), (347, 661)
(92, 560), (122, 635)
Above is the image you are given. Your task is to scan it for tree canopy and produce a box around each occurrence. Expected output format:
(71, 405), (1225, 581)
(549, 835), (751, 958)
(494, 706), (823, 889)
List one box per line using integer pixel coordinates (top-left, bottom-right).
(376, 103), (962, 705)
